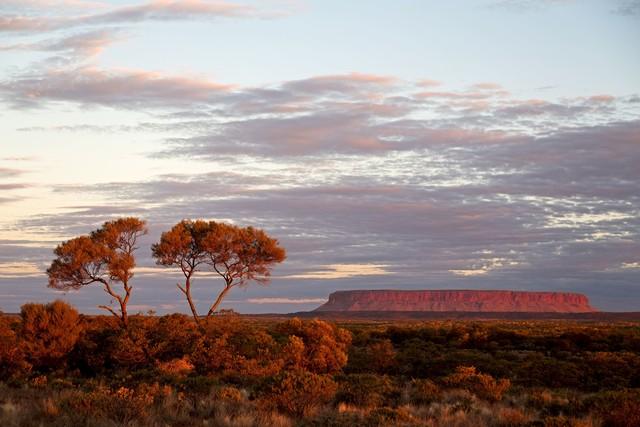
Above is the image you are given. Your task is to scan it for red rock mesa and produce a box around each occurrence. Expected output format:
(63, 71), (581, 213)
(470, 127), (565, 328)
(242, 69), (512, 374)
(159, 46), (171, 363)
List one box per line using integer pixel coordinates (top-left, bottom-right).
(314, 290), (597, 313)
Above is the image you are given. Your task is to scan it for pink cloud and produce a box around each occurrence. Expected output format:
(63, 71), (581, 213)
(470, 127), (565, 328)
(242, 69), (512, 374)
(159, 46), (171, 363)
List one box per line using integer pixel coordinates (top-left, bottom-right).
(3, 66), (233, 108)
(0, 0), (259, 33)
(418, 78), (442, 87)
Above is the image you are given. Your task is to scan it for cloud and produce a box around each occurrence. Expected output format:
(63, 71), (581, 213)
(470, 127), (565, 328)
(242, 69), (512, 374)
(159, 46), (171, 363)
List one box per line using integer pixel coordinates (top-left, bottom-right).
(612, 0), (640, 16)
(0, 167), (25, 178)
(621, 262), (640, 269)
(1, 66), (232, 108)
(0, 29), (124, 59)
(1, 65), (639, 311)
(489, 0), (573, 12)
(283, 264), (390, 279)
(0, 0), (259, 34)
(0, 261), (44, 278)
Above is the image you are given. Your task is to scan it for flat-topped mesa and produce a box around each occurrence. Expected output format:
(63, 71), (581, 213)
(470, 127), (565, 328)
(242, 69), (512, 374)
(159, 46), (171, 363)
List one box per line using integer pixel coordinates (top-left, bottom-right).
(314, 290), (597, 313)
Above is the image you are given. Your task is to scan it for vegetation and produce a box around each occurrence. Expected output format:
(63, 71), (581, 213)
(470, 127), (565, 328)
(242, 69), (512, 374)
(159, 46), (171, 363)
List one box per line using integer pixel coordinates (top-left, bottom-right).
(47, 217), (148, 326)
(1, 301), (638, 426)
(151, 219), (286, 323)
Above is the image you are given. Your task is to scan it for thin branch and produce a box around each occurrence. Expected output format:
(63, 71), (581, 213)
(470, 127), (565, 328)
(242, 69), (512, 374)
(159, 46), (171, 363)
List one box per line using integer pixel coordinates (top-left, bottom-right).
(98, 304), (119, 318)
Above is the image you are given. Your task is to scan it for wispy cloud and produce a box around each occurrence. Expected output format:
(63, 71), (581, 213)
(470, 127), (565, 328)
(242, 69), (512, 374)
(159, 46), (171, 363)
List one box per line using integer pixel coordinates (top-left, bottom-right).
(0, 261), (44, 278)
(283, 264), (390, 280)
(0, 1), (260, 34)
(0, 29), (124, 59)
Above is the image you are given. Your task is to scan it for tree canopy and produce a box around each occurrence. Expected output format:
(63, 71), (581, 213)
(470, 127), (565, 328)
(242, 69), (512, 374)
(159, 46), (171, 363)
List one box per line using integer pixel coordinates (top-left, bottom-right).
(47, 217), (148, 326)
(152, 220), (286, 322)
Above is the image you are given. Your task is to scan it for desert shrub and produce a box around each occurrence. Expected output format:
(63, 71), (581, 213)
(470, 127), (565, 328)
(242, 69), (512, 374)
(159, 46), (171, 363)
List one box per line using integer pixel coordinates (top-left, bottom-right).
(541, 415), (597, 427)
(107, 323), (152, 369)
(582, 351), (640, 390)
(0, 315), (31, 380)
(301, 410), (364, 427)
(156, 356), (194, 378)
(348, 339), (397, 374)
(213, 385), (246, 403)
(69, 316), (120, 374)
(444, 366), (511, 401)
(364, 407), (416, 427)
(262, 369), (337, 417)
(406, 378), (441, 405)
(585, 389), (640, 427)
(191, 317), (281, 381)
(19, 300), (83, 371)
(275, 318), (352, 374)
(495, 407), (532, 427)
(58, 384), (155, 425)
(335, 374), (397, 408)
(148, 313), (199, 361)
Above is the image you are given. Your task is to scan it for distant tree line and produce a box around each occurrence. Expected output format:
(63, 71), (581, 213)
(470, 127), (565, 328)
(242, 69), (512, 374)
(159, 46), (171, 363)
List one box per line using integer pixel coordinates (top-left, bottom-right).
(47, 217), (286, 326)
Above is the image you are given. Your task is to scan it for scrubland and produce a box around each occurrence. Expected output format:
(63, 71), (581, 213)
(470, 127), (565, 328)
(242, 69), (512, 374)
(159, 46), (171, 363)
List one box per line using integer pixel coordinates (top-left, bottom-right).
(1, 300), (639, 426)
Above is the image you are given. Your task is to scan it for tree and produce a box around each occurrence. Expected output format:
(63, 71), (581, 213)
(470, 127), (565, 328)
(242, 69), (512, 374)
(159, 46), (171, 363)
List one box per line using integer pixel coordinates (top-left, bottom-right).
(202, 223), (286, 316)
(47, 217), (147, 326)
(150, 220), (211, 323)
(152, 220), (286, 322)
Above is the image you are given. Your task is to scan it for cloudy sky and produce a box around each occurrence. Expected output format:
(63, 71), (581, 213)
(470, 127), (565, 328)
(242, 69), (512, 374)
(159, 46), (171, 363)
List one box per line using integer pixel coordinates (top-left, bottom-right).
(1, 0), (639, 314)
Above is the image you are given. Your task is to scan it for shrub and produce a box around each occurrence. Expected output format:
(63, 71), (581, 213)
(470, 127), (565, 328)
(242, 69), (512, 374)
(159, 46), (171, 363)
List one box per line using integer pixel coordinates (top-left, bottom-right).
(60, 384), (155, 425)
(263, 369), (337, 417)
(148, 313), (199, 361)
(190, 317), (281, 380)
(348, 339), (397, 374)
(275, 318), (352, 374)
(156, 356), (194, 378)
(335, 374), (397, 408)
(443, 365), (511, 401)
(0, 315), (30, 379)
(407, 378), (441, 405)
(586, 389), (640, 427)
(19, 300), (83, 371)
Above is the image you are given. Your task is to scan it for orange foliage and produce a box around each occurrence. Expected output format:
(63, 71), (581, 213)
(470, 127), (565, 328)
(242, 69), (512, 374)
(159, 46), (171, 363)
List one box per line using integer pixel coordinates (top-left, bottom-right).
(47, 217), (147, 326)
(0, 315), (30, 379)
(19, 300), (82, 371)
(190, 315), (282, 379)
(276, 318), (352, 374)
(263, 369), (337, 417)
(152, 220), (285, 322)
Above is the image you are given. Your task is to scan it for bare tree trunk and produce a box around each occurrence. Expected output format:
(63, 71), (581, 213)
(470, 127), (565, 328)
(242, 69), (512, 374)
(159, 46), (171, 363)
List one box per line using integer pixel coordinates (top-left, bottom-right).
(99, 279), (129, 327)
(207, 283), (232, 316)
(120, 282), (131, 327)
(178, 275), (200, 324)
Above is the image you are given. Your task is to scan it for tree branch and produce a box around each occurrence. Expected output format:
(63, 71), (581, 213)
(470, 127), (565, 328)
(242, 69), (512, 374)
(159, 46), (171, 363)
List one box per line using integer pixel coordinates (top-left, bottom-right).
(98, 304), (119, 319)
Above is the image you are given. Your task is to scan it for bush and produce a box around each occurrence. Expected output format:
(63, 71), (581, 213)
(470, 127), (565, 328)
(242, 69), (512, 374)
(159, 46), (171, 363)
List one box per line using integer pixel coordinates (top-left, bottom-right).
(263, 369), (337, 417)
(19, 300), (83, 371)
(443, 365), (511, 401)
(335, 374), (397, 408)
(586, 389), (640, 427)
(275, 318), (352, 375)
(0, 316), (30, 379)
(348, 339), (397, 374)
(191, 317), (281, 380)
(148, 313), (199, 361)
(406, 378), (441, 405)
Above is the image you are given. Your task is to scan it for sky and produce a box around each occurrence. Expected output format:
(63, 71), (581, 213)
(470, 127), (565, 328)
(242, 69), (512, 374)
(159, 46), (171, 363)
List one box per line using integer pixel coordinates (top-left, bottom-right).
(0, 0), (639, 314)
